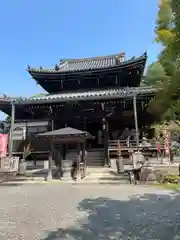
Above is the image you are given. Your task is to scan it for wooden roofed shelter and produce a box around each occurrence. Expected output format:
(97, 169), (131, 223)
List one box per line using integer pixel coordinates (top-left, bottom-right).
(36, 127), (94, 181)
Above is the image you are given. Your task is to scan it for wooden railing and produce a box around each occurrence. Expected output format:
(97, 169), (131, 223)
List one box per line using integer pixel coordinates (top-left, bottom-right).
(108, 140), (165, 151)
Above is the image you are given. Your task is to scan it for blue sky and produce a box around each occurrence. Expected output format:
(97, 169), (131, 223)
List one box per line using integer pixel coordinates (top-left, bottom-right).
(0, 0), (160, 119)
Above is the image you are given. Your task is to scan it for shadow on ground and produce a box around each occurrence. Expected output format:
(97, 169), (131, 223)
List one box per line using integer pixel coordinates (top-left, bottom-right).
(42, 191), (180, 240)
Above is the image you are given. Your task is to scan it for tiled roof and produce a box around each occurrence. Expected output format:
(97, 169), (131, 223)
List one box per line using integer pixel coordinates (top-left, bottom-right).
(37, 127), (94, 142)
(37, 127), (92, 138)
(27, 52), (147, 74)
(38, 127), (85, 136)
(19, 86), (157, 104)
(0, 94), (15, 104)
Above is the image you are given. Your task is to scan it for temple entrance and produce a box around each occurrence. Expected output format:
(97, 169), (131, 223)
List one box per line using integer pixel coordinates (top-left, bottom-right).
(86, 121), (103, 149)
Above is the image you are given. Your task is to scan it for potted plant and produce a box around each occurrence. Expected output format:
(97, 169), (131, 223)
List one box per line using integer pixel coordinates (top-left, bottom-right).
(19, 142), (33, 175)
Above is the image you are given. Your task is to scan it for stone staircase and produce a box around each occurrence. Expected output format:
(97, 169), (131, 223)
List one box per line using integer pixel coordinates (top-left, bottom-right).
(66, 149), (104, 167)
(26, 151), (180, 184)
(81, 167), (129, 184)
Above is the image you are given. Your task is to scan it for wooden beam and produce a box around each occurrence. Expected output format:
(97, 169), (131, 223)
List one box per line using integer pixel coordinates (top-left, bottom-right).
(47, 140), (53, 180)
(102, 117), (109, 166)
(8, 102), (15, 155)
(133, 95), (139, 147)
(76, 143), (81, 181)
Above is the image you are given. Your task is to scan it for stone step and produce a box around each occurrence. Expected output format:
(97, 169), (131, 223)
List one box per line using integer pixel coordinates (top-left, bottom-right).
(79, 179), (129, 184)
(85, 167), (129, 184)
(87, 162), (104, 167)
(87, 171), (127, 177)
(83, 173), (129, 184)
(83, 178), (129, 184)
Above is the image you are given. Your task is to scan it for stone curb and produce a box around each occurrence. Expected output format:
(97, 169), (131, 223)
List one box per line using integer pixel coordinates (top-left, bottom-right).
(1, 179), (130, 185)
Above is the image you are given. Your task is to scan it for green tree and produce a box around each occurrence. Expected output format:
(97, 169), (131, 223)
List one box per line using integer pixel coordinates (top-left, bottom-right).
(147, 0), (180, 120)
(144, 62), (166, 86)
(155, 0), (174, 64)
(5, 115), (11, 122)
(30, 93), (45, 98)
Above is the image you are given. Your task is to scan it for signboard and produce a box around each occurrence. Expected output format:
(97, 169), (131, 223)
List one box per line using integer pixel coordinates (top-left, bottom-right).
(0, 134), (8, 157)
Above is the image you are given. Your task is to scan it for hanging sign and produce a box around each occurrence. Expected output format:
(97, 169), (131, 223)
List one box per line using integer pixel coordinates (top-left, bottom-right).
(0, 134), (8, 157)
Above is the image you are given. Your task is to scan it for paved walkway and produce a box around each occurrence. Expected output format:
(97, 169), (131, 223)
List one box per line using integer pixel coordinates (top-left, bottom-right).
(0, 184), (180, 239)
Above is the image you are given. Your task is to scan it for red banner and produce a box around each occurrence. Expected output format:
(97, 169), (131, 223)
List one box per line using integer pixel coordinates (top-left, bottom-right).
(0, 134), (8, 157)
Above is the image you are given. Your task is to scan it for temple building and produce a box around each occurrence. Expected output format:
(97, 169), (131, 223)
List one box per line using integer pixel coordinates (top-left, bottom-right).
(0, 52), (157, 166)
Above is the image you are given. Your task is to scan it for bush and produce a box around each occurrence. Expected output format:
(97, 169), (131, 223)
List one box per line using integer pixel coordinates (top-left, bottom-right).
(155, 170), (180, 184)
(163, 174), (180, 184)
(155, 170), (168, 183)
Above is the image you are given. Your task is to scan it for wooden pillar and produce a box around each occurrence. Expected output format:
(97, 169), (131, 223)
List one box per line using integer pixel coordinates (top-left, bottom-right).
(8, 102), (15, 155)
(53, 144), (62, 178)
(51, 119), (54, 131)
(57, 144), (62, 179)
(62, 144), (67, 160)
(133, 95), (139, 148)
(83, 117), (86, 130)
(102, 118), (109, 166)
(83, 117), (87, 149)
(47, 140), (53, 180)
(81, 141), (86, 177)
(76, 143), (81, 181)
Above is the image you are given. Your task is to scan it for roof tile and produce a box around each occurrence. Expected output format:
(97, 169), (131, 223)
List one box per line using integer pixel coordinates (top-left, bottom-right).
(21, 86), (157, 103)
(28, 52), (147, 73)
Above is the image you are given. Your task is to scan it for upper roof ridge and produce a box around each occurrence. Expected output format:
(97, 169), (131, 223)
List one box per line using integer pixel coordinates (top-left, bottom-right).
(60, 52), (125, 64)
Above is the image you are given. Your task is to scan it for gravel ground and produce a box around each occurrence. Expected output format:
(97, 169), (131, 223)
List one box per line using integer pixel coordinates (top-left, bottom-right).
(0, 183), (180, 240)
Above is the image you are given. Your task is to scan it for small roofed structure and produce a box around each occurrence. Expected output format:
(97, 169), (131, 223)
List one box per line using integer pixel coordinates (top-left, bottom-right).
(36, 127), (94, 181)
(37, 127), (93, 142)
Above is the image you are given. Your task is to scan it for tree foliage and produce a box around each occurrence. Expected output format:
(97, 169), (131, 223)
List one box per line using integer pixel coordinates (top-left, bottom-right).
(30, 93), (45, 98)
(154, 0), (173, 43)
(144, 62), (166, 86)
(152, 120), (180, 140)
(148, 0), (180, 121)
(5, 115), (11, 122)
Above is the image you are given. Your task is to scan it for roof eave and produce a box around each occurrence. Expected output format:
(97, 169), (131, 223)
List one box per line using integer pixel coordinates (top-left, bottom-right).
(13, 91), (156, 105)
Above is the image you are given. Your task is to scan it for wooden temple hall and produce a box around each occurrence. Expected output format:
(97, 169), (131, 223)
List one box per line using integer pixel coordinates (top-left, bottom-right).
(0, 52), (157, 167)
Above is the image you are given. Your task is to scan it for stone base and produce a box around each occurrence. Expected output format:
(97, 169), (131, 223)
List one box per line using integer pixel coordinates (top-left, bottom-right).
(140, 167), (156, 182)
(110, 159), (118, 173)
(62, 168), (72, 181)
(45, 173), (53, 181)
(44, 160), (49, 169)
(19, 162), (27, 175)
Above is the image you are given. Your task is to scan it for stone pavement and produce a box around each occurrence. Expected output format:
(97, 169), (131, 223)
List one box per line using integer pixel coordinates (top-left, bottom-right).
(0, 184), (180, 239)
